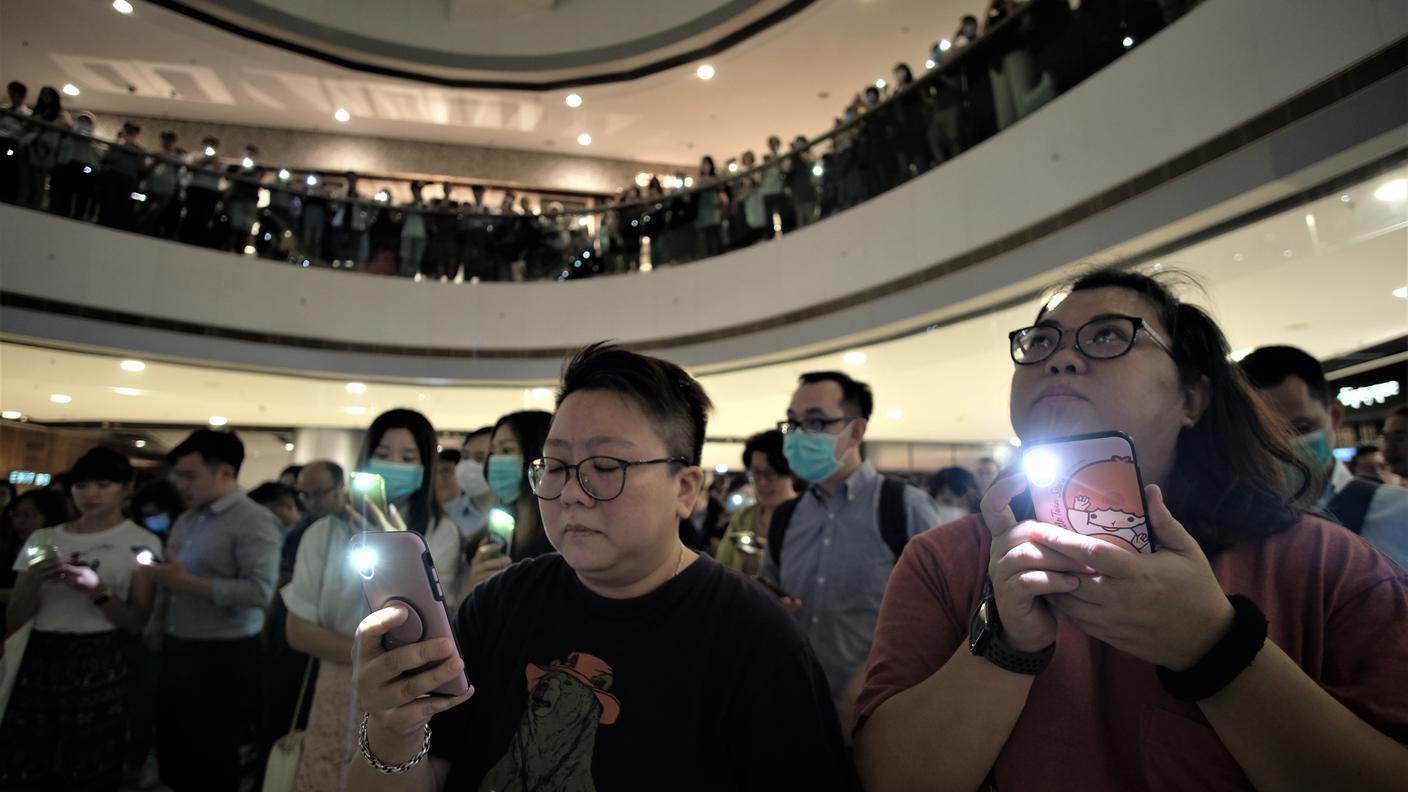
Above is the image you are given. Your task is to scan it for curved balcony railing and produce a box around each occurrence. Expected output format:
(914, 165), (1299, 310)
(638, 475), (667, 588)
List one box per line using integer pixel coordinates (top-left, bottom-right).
(0, 0), (1191, 283)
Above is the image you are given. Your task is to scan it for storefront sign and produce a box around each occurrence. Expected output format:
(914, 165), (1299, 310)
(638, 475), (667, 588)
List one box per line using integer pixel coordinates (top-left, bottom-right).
(1337, 381), (1401, 409)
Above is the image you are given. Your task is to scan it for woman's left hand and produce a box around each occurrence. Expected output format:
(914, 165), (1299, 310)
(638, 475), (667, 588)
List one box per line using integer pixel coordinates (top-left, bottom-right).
(1029, 484), (1234, 671)
(57, 564), (102, 593)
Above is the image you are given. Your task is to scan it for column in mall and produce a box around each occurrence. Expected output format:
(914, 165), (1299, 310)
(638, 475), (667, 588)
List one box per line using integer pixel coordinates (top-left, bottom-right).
(293, 428), (359, 473)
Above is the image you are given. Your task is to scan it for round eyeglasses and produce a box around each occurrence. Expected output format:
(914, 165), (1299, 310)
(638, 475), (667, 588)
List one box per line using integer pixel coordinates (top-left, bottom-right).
(528, 456), (688, 501)
(1008, 315), (1174, 366)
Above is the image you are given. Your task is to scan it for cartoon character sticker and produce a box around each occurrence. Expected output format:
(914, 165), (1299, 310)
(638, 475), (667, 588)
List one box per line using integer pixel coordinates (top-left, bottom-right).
(481, 652), (621, 792)
(1061, 456), (1150, 553)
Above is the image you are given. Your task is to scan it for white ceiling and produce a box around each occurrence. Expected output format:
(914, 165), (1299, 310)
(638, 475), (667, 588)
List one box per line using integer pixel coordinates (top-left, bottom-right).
(0, 0), (969, 165)
(3, 168), (1405, 448)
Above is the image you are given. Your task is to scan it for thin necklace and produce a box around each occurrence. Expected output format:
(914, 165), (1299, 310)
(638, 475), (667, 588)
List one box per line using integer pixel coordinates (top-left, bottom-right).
(672, 542), (687, 577)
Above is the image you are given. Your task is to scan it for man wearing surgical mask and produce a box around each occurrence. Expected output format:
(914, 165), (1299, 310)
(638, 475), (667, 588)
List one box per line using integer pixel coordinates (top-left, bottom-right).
(1241, 346), (1408, 569)
(760, 371), (940, 729)
(445, 427), (493, 538)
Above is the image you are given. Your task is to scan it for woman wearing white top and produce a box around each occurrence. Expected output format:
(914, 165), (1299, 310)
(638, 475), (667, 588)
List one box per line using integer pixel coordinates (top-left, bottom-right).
(283, 410), (467, 792)
(1, 447), (158, 790)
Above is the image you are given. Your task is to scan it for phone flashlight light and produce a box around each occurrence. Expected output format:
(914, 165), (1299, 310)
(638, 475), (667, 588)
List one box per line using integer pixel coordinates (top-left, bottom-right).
(136, 549), (155, 566)
(350, 547), (377, 579)
(1023, 448), (1060, 489)
(353, 473), (379, 491)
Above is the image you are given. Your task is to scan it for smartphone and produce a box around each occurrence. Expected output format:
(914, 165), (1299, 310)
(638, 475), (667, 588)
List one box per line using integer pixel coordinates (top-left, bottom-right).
(729, 533), (764, 557)
(1021, 430), (1155, 554)
(485, 507), (514, 554)
(349, 471), (390, 523)
(350, 530), (469, 697)
(131, 545), (163, 566)
(755, 575), (791, 599)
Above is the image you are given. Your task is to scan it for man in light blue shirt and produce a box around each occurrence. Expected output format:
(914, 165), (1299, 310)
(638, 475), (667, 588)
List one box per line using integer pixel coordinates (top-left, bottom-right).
(760, 371), (941, 726)
(1241, 346), (1407, 570)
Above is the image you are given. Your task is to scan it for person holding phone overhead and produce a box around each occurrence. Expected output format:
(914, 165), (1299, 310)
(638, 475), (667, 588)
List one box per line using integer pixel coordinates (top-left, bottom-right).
(854, 269), (1408, 791)
(1, 447), (159, 791)
(463, 411), (555, 592)
(347, 344), (849, 792)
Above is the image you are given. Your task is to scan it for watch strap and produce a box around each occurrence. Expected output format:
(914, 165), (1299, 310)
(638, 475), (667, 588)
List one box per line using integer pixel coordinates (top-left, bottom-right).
(983, 632), (1055, 675)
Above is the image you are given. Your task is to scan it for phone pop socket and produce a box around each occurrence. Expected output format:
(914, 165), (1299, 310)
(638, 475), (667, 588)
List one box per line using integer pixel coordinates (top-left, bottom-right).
(381, 597), (426, 650)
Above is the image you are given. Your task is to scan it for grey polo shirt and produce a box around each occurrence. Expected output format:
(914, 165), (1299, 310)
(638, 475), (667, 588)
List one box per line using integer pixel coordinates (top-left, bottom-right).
(758, 461), (941, 706)
(159, 490), (281, 640)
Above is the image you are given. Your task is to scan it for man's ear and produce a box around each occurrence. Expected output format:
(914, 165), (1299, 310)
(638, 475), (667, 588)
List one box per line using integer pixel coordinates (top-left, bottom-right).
(674, 466), (705, 520)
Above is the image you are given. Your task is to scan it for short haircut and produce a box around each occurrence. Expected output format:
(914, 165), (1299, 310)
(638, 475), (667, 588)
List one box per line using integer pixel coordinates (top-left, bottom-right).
(280, 464), (303, 480)
(462, 427), (492, 448)
(1354, 444), (1381, 458)
(742, 429), (792, 476)
(302, 460), (345, 489)
(557, 343), (712, 465)
(249, 481), (297, 507)
(167, 429), (245, 474)
(798, 371), (874, 419)
(1238, 346), (1331, 407)
(201, 136), (219, 146)
(7, 81), (25, 95)
(439, 449), (462, 464)
(928, 466), (979, 499)
(68, 447), (134, 487)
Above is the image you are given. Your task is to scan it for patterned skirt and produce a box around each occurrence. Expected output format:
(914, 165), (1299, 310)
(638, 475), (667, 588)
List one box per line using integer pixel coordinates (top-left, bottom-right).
(0, 630), (130, 792)
(294, 660), (357, 792)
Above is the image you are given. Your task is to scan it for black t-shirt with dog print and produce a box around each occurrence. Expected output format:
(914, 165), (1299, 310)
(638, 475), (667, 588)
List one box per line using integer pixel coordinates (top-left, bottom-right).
(429, 552), (850, 791)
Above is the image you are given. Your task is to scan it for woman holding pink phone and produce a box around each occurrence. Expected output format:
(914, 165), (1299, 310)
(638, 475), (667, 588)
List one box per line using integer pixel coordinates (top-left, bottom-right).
(854, 270), (1408, 790)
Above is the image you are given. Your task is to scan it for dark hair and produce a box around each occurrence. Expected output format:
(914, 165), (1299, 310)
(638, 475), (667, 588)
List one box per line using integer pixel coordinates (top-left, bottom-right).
(438, 449), (462, 465)
(893, 63), (914, 83)
(798, 371), (875, 420)
(1043, 269), (1313, 551)
(359, 409), (438, 535)
(167, 429), (245, 475)
(557, 343), (712, 465)
(68, 447), (134, 488)
(1350, 445), (1383, 478)
(6, 81), (24, 95)
(280, 464), (303, 481)
(700, 156), (717, 177)
(11, 489), (71, 528)
(742, 430), (791, 476)
(928, 466), (979, 499)
(249, 482), (297, 508)
(33, 87), (61, 122)
(461, 427), (492, 448)
(302, 460), (346, 489)
(1238, 345), (1331, 408)
(201, 136), (219, 147)
(489, 410), (554, 560)
(131, 480), (183, 521)
(160, 130), (177, 141)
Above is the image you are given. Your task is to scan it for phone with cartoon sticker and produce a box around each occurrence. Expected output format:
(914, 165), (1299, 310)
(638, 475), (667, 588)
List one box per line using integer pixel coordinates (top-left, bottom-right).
(1021, 430), (1155, 554)
(350, 530), (469, 697)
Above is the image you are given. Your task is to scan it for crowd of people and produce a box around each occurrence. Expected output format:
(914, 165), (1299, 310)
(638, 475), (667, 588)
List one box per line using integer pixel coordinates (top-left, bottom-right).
(0, 0), (1191, 283)
(1, 269), (1404, 791)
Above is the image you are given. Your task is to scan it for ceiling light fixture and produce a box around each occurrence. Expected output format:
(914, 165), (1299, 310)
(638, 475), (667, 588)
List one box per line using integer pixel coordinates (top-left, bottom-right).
(696, 64), (715, 80)
(925, 59), (936, 69)
(62, 83), (80, 97)
(939, 39), (952, 52)
(113, 0), (134, 14)
(50, 394), (72, 404)
(1122, 36), (1135, 48)
(306, 174), (319, 186)
(530, 388), (553, 400)
(134, 439), (147, 448)
(208, 416), (228, 426)
(120, 359), (146, 372)
(843, 351), (867, 366)
(113, 387), (141, 396)
(885, 408), (903, 420)
(1394, 286), (1407, 299)
(333, 108), (350, 123)
(1373, 178), (1407, 202)
(1, 411), (21, 420)
(285, 442), (296, 452)
(343, 406), (368, 415)
(576, 133), (592, 146)
(346, 382), (367, 394)
(565, 93), (582, 108)
(875, 79), (886, 89)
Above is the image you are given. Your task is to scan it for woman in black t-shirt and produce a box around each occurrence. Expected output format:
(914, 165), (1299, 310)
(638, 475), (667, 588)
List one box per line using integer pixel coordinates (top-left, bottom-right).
(348, 344), (851, 792)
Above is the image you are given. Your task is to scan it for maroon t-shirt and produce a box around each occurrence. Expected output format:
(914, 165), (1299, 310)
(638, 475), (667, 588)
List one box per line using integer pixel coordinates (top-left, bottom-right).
(855, 514), (1408, 791)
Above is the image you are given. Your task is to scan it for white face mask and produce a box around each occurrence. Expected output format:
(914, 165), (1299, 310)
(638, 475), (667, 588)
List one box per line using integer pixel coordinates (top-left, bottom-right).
(454, 459), (490, 499)
(933, 505), (972, 525)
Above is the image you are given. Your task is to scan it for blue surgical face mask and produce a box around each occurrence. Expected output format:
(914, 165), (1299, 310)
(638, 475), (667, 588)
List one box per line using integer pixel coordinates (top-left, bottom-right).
(366, 460), (424, 504)
(487, 455), (524, 505)
(783, 431), (843, 485)
(1294, 429), (1334, 473)
(143, 513), (171, 533)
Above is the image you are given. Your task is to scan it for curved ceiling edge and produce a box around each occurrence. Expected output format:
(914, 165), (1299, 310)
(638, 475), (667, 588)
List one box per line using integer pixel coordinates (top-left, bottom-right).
(154, 0), (818, 90)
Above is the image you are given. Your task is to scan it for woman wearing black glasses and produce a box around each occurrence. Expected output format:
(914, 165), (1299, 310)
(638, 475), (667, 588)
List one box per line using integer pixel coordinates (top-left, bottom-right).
(854, 270), (1408, 791)
(346, 344), (850, 792)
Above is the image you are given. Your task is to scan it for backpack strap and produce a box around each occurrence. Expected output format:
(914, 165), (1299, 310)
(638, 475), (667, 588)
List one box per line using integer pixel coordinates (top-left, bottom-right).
(878, 477), (911, 562)
(767, 496), (803, 571)
(1326, 478), (1378, 535)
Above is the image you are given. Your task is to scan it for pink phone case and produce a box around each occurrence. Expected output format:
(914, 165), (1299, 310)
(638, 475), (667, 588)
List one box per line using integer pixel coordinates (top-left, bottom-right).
(1023, 431), (1155, 554)
(351, 530), (469, 696)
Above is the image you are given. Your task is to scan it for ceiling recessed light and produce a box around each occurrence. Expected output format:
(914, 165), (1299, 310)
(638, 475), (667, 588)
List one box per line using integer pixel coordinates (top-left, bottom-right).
(1340, 194), (1352, 203)
(50, 394), (72, 404)
(576, 133), (592, 146)
(208, 416), (228, 426)
(1232, 252), (1245, 262)
(62, 83), (80, 97)
(1394, 286), (1407, 299)
(842, 351), (867, 366)
(1, 410), (21, 420)
(565, 93), (582, 108)
(120, 359), (146, 372)
(346, 382), (367, 394)
(875, 78), (886, 89)
(1373, 178), (1407, 202)
(343, 406), (368, 415)
(134, 439), (147, 448)
(1122, 36), (1135, 48)
(333, 108), (350, 123)
(113, 0), (134, 14)
(885, 408), (904, 420)
(1283, 249), (1293, 257)
(939, 39), (952, 52)
(417, 393), (427, 401)
(285, 442), (296, 452)
(113, 387), (141, 396)
(696, 64), (715, 80)
(277, 168), (290, 181)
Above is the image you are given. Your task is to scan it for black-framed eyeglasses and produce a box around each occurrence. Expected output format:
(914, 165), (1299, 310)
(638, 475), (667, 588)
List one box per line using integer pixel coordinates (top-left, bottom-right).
(776, 416), (856, 435)
(1008, 315), (1175, 366)
(528, 456), (689, 502)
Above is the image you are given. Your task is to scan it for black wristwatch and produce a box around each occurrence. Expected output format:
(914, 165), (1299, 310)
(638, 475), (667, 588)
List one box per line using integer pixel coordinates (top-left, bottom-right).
(969, 587), (1055, 675)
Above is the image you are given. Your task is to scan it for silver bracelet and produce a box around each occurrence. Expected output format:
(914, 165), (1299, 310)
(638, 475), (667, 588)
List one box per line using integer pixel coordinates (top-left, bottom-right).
(358, 712), (432, 775)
